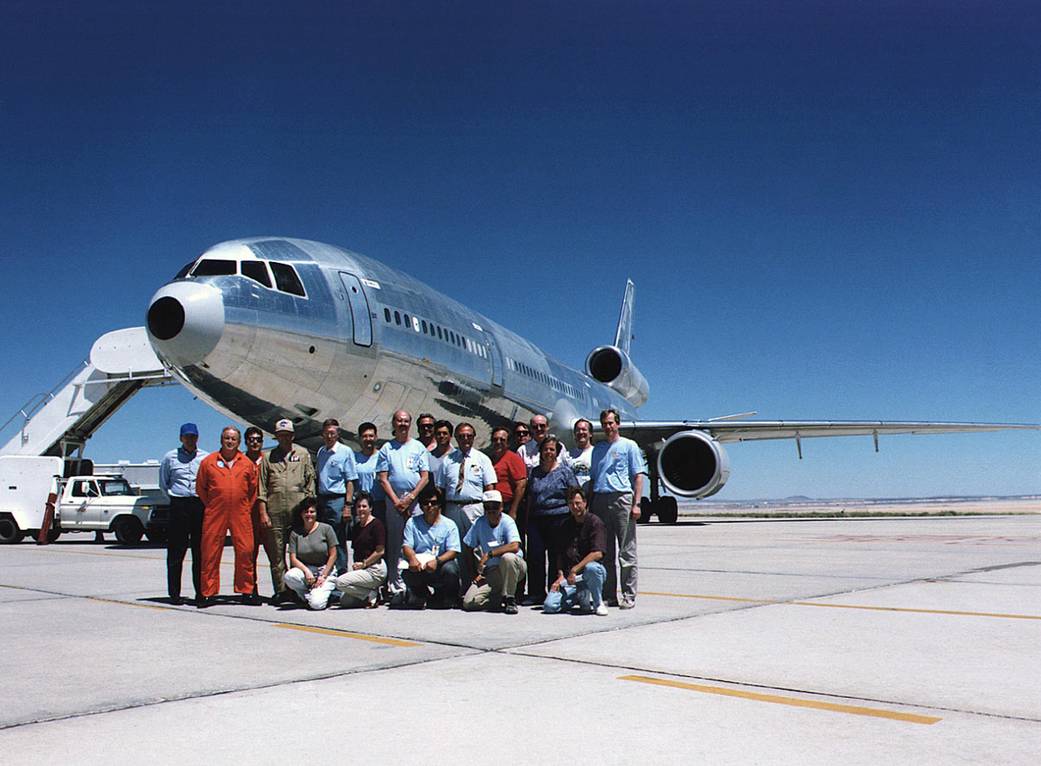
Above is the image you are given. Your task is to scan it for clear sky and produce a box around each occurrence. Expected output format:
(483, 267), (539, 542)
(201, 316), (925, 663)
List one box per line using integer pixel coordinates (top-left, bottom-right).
(1, 2), (1038, 499)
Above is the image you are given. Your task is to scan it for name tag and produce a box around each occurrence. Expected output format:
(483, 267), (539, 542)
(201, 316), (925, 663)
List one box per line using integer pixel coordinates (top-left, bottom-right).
(288, 453), (300, 463)
(217, 461), (225, 468)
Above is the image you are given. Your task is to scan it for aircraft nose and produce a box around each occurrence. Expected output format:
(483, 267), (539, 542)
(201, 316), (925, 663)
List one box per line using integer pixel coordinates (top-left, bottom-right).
(146, 281), (225, 366)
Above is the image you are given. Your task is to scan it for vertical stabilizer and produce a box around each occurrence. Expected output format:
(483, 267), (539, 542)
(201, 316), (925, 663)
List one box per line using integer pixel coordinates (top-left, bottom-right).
(613, 279), (635, 355)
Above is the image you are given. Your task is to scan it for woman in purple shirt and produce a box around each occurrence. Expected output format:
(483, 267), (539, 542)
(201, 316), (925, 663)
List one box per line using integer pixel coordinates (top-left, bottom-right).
(525, 435), (578, 604)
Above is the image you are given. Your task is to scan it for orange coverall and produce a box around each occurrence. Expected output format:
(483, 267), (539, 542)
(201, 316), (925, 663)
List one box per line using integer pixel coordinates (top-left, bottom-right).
(197, 450), (258, 597)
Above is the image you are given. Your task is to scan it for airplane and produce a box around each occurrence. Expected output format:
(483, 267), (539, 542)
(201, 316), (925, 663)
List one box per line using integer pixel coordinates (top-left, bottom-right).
(139, 236), (1038, 523)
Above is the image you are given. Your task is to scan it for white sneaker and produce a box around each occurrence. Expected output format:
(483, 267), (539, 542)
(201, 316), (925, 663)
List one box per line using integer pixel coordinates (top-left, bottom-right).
(619, 598), (635, 610)
(595, 602), (609, 616)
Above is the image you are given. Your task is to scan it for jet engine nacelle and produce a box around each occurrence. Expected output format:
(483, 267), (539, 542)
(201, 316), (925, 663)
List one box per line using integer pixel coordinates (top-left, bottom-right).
(657, 430), (731, 498)
(585, 345), (649, 408)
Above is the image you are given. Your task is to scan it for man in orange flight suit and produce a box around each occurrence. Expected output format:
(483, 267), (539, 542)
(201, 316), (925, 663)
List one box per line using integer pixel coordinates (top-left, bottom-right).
(196, 425), (261, 607)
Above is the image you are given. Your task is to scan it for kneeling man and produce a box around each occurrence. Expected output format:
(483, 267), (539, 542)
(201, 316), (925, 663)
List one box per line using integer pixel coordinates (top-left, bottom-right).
(462, 490), (526, 614)
(401, 485), (461, 608)
(543, 486), (608, 616)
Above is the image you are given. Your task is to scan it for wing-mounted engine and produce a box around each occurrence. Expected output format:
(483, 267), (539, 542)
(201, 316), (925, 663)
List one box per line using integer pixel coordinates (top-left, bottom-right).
(585, 345), (649, 408)
(657, 430), (731, 498)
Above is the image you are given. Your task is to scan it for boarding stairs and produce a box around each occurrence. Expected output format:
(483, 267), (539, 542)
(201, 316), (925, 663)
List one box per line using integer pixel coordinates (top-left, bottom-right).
(0, 327), (174, 460)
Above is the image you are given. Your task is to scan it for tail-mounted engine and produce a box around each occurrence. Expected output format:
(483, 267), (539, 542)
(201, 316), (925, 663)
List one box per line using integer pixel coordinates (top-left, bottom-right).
(657, 430), (730, 498)
(585, 345), (649, 408)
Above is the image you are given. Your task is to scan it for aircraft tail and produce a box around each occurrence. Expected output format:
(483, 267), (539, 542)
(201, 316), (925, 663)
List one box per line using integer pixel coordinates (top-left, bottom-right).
(612, 279), (635, 355)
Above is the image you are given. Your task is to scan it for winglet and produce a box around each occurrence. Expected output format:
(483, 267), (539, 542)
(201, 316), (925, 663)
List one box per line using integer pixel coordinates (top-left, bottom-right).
(613, 279), (636, 355)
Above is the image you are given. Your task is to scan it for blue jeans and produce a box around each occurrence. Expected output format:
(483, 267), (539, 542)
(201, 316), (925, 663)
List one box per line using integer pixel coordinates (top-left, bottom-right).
(542, 561), (606, 613)
(317, 496), (347, 573)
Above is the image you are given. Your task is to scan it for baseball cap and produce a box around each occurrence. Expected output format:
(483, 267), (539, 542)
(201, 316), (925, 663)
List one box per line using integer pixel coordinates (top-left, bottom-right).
(482, 489), (503, 505)
(274, 418), (295, 433)
(179, 422), (199, 437)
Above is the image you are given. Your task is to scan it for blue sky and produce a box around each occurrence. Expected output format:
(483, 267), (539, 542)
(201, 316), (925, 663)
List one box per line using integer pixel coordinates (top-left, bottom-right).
(1, 1), (1038, 498)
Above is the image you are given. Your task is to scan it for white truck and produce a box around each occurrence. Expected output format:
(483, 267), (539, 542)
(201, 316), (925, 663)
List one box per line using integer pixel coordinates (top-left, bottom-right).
(0, 455), (170, 545)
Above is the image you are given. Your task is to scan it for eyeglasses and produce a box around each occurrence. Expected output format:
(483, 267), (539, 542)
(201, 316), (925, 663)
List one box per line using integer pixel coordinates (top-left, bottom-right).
(514, 430), (529, 436)
(483, 503), (503, 511)
(246, 436), (262, 441)
(532, 423), (547, 430)
(418, 422), (434, 430)
(420, 498), (440, 507)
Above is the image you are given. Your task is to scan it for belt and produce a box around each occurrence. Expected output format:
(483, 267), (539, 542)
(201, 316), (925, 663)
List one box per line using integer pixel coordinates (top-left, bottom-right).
(446, 499), (481, 505)
(318, 493), (343, 498)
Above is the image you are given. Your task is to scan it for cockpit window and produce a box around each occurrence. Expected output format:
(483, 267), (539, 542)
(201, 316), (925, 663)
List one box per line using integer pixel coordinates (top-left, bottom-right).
(175, 261), (195, 279)
(241, 260), (272, 288)
(191, 259), (237, 277)
(270, 261), (306, 297)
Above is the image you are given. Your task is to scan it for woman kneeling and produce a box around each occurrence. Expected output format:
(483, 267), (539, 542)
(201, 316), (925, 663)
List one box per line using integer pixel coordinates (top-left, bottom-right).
(284, 497), (339, 610)
(335, 493), (386, 607)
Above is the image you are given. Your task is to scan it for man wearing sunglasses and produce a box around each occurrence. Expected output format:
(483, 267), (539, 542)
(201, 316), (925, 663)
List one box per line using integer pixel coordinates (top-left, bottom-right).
(517, 414), (550, 473)
(462, 490), (525, 614)
(400, 485), (460, 609)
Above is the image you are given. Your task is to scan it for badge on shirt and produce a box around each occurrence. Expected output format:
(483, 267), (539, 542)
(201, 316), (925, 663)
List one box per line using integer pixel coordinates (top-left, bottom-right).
(217, 460), (225, 468)
(288, 453), (300, 463)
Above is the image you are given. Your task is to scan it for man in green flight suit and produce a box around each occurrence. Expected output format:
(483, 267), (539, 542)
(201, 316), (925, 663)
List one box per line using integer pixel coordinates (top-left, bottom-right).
(257, 418), (316, 603)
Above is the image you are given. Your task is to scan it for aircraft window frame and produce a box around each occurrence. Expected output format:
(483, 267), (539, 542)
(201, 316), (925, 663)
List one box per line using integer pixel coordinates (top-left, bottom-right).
(412, 316), (420, 333)
(191, 259), (237, 277)
(437, 326), (443, 340)
(385, 308), (392, 323)
(421, 320), (428, 334)
(269, 261), (307, 297)
(175, 261), (195, 279)
(240, 260), (272, 288)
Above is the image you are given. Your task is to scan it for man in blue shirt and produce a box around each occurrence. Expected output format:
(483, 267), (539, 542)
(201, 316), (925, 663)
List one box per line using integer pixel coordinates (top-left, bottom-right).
(159, 422), (209, 605)
(352, 421), (385, 518)
(400, 485), (460, 608)
(589, 408), (647, 610)
(315, 418), (357, 573)
(377, 410), (430, 594)
(462, 490), (525, 614)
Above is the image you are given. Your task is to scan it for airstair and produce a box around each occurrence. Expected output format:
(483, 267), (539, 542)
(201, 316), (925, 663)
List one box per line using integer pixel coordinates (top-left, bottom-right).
(0, 327), (174, 461)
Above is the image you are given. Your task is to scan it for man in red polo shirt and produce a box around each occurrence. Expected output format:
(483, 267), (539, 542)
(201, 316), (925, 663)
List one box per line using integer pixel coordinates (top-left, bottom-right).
(196, 425), (260, 607)
(489, 425), (527, 520)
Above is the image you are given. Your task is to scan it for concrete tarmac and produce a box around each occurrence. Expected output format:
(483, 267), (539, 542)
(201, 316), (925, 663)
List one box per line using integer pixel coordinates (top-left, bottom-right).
(1, 514), (1038, 764)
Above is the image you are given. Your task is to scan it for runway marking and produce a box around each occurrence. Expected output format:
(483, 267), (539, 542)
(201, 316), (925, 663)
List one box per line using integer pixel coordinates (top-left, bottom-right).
(86, 596), (170, 612)
(619, 674), (942, 724)
(639, 591), (1041, 620)
(273, 623), (421, 647)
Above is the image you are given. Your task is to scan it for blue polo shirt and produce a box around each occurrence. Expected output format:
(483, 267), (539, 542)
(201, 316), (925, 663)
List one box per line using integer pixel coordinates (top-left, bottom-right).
(375, 438), (430, 497)
(403, 514), (460, 555)
(463, 513), (522, 570)
(353, 449), (385, 502)
(590, 437), (647, 493)
(316, 442), (358, 496)
(159, 447), (208, 498)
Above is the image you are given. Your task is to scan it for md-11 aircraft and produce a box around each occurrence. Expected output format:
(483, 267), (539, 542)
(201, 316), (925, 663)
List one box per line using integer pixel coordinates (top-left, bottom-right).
(142, 237), (1036, 523)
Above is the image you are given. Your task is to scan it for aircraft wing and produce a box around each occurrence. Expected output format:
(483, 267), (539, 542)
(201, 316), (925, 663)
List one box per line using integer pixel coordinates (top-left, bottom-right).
(618, 419), (1040, 445)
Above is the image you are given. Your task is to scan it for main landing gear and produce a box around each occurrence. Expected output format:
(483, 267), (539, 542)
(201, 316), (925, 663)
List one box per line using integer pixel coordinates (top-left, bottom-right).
(638, 460), (678, 524)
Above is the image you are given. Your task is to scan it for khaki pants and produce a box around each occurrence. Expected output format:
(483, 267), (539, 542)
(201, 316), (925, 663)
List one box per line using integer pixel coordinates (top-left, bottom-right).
(592, 491), (638, 603)
(463, 553), (527, 611)
(335, 561), (388, 607)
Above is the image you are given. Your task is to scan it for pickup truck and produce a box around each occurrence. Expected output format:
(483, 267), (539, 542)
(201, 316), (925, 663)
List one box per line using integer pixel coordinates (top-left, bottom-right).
(0, 455), (169, 545)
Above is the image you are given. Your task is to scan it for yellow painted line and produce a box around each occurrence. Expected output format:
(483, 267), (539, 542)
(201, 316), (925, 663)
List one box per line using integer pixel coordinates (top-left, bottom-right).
(619, 675), (942, 725)
(640, 591), (1041, 621)
(87, 596), (171, 611)
(273, 623), (420, 647)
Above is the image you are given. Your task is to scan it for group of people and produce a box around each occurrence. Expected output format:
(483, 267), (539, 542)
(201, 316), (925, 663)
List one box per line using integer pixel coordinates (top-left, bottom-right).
(160, 407), (647, 616)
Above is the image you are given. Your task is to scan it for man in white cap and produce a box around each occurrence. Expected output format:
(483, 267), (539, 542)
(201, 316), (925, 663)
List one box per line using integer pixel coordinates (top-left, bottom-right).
(257, 418), (315, 603)
(462, 490), (525, 614)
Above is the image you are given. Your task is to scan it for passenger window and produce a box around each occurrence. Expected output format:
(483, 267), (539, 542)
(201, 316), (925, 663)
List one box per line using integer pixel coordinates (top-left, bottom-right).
(437, 326), (443, 340)
(270, 262), (306, 297)
(421, 320), (428, 334)
(191, 259), (237, 277)
(384, 308), (392, 322)
(394, 311), (401, 326)
(241, 260), (272, 288)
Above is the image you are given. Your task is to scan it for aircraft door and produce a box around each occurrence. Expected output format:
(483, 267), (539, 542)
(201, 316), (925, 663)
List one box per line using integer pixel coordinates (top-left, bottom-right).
(483, 331), (504, 387)
(338, 272), (373, 347)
